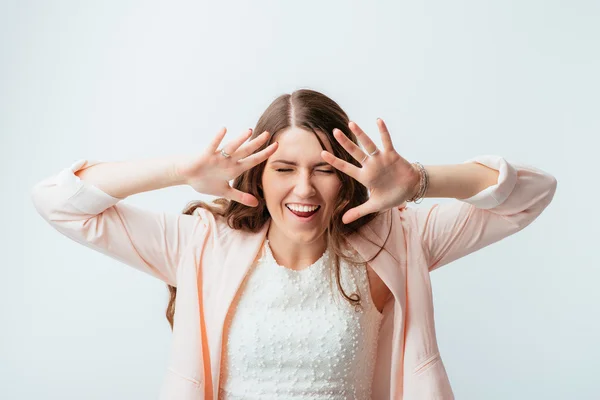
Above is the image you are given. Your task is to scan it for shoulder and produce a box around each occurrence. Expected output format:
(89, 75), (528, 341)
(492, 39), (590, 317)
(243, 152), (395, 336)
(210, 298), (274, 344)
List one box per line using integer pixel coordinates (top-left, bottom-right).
(353, 204), (424, 257)
(363, 204), (414, 239)
(190, 205), (232, 239)
(190, 205), (269, 247)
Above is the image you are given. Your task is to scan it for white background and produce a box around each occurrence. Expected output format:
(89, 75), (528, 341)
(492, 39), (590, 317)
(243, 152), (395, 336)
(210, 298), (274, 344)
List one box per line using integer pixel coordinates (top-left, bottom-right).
(3, 1), (597, 399)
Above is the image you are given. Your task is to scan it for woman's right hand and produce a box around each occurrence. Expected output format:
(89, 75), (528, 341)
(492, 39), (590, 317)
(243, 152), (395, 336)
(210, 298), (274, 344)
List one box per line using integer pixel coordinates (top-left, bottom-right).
(176, 127), (278, 207)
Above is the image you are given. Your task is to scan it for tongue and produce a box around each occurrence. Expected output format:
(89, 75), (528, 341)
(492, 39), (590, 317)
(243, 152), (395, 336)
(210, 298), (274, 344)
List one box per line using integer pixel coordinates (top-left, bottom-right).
(289, 208), (318, 217)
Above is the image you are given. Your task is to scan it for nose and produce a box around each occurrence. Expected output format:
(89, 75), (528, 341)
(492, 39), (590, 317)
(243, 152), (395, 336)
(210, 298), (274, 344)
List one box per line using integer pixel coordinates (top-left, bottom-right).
(292, 171), (317, 198)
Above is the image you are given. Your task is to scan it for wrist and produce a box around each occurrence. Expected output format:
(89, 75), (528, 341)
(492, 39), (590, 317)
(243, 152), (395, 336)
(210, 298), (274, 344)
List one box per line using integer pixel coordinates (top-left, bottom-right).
(407, 163), (421, 200)
(166, 155), (191, 187)
(407, 162), (429, 203)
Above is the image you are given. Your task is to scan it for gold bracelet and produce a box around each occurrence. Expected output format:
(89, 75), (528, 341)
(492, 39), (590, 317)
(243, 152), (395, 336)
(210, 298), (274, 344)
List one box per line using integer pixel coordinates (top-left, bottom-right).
(407, 162), (429, 204)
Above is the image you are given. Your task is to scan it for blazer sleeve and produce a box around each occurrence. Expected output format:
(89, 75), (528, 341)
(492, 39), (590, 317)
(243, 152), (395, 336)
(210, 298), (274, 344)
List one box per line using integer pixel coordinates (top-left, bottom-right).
(411, 155), (557, 272)
(30, 159), (211, 286)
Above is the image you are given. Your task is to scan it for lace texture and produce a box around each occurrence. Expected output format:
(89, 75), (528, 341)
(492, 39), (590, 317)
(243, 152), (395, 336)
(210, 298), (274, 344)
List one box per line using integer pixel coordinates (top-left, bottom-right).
(218, 239), (384, 399)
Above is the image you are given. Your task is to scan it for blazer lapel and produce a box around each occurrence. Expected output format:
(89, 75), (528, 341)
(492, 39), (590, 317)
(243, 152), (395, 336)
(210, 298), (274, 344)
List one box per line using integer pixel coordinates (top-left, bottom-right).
(346, 208), (406, 306)
(208, 219), (271, 399)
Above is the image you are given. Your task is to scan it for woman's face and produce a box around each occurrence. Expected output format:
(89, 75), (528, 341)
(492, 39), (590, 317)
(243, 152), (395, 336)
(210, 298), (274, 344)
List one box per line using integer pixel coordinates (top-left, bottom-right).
(261, 127), (342, 245)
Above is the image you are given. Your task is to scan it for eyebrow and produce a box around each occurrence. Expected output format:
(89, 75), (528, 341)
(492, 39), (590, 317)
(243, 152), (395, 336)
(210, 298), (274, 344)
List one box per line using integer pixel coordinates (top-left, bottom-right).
(271, 160), (331, 168)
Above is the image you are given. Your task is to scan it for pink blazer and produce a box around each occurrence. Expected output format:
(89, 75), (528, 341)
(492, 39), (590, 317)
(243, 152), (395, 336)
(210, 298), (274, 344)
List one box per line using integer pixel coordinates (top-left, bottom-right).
(31, 155), (557, 399)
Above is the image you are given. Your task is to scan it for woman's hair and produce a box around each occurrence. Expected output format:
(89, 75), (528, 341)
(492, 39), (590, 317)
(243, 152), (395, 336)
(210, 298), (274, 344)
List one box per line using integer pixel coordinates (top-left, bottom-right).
(165, 88), (392, 329)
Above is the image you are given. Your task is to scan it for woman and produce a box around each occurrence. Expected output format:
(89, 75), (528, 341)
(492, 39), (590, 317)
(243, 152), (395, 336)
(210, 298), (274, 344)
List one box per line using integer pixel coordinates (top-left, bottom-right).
(31, 89), (557, 399)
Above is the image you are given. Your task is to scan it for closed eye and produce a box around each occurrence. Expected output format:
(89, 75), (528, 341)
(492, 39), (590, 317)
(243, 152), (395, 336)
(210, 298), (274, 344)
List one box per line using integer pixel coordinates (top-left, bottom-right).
(276, 169), (335, 174)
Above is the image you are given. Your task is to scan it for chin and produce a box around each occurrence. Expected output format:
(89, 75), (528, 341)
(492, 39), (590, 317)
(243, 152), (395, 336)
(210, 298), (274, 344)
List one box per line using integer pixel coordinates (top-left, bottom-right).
(290, 228), (328, 243)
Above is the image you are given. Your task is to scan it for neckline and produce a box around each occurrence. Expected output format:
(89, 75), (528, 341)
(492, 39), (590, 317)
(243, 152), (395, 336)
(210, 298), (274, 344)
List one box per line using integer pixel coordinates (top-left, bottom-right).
(262, 239), (330, 273)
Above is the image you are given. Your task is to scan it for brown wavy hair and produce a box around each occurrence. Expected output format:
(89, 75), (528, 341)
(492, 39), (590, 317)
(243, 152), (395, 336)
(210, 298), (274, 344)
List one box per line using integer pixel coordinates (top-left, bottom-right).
(165, 88), (392, 329)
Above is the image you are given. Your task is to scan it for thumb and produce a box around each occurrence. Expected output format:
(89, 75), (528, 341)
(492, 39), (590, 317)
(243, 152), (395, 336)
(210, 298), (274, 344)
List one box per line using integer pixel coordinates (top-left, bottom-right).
(342, 202), (375, 224)
(227, 187), (259, 208)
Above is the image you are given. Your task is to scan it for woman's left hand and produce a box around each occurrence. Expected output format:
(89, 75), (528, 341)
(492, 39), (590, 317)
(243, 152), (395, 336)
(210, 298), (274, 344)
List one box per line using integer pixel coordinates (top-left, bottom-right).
(321, 118), (420, 224)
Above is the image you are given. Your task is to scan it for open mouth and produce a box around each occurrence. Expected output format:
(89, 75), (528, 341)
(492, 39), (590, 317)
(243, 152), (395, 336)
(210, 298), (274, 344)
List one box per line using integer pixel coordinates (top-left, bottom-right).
(285, 204), (321, 220)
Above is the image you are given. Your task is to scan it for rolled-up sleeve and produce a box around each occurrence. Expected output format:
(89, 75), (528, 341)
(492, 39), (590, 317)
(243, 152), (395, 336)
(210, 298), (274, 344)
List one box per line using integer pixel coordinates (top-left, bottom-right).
(411, 155), (557, 272)
(30, 159), (210, 286)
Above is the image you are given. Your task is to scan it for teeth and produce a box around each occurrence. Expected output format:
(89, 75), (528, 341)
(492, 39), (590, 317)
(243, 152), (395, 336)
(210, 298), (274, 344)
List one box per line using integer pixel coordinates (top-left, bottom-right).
(286, 204), (319, 212)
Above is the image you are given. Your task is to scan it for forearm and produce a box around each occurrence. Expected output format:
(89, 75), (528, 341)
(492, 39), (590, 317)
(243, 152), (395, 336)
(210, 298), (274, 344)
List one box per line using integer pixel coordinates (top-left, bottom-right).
(420, 162), (500, 200)
(74, 155), (188, 199)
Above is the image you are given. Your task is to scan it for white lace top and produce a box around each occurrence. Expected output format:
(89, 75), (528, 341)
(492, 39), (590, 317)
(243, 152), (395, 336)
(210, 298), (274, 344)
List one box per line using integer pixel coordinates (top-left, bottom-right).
(218, 239), (384, 399)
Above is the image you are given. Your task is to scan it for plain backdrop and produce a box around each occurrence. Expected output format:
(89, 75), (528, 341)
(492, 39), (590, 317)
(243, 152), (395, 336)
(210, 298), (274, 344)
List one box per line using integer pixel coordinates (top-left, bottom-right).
(2, 1), (597, 399)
